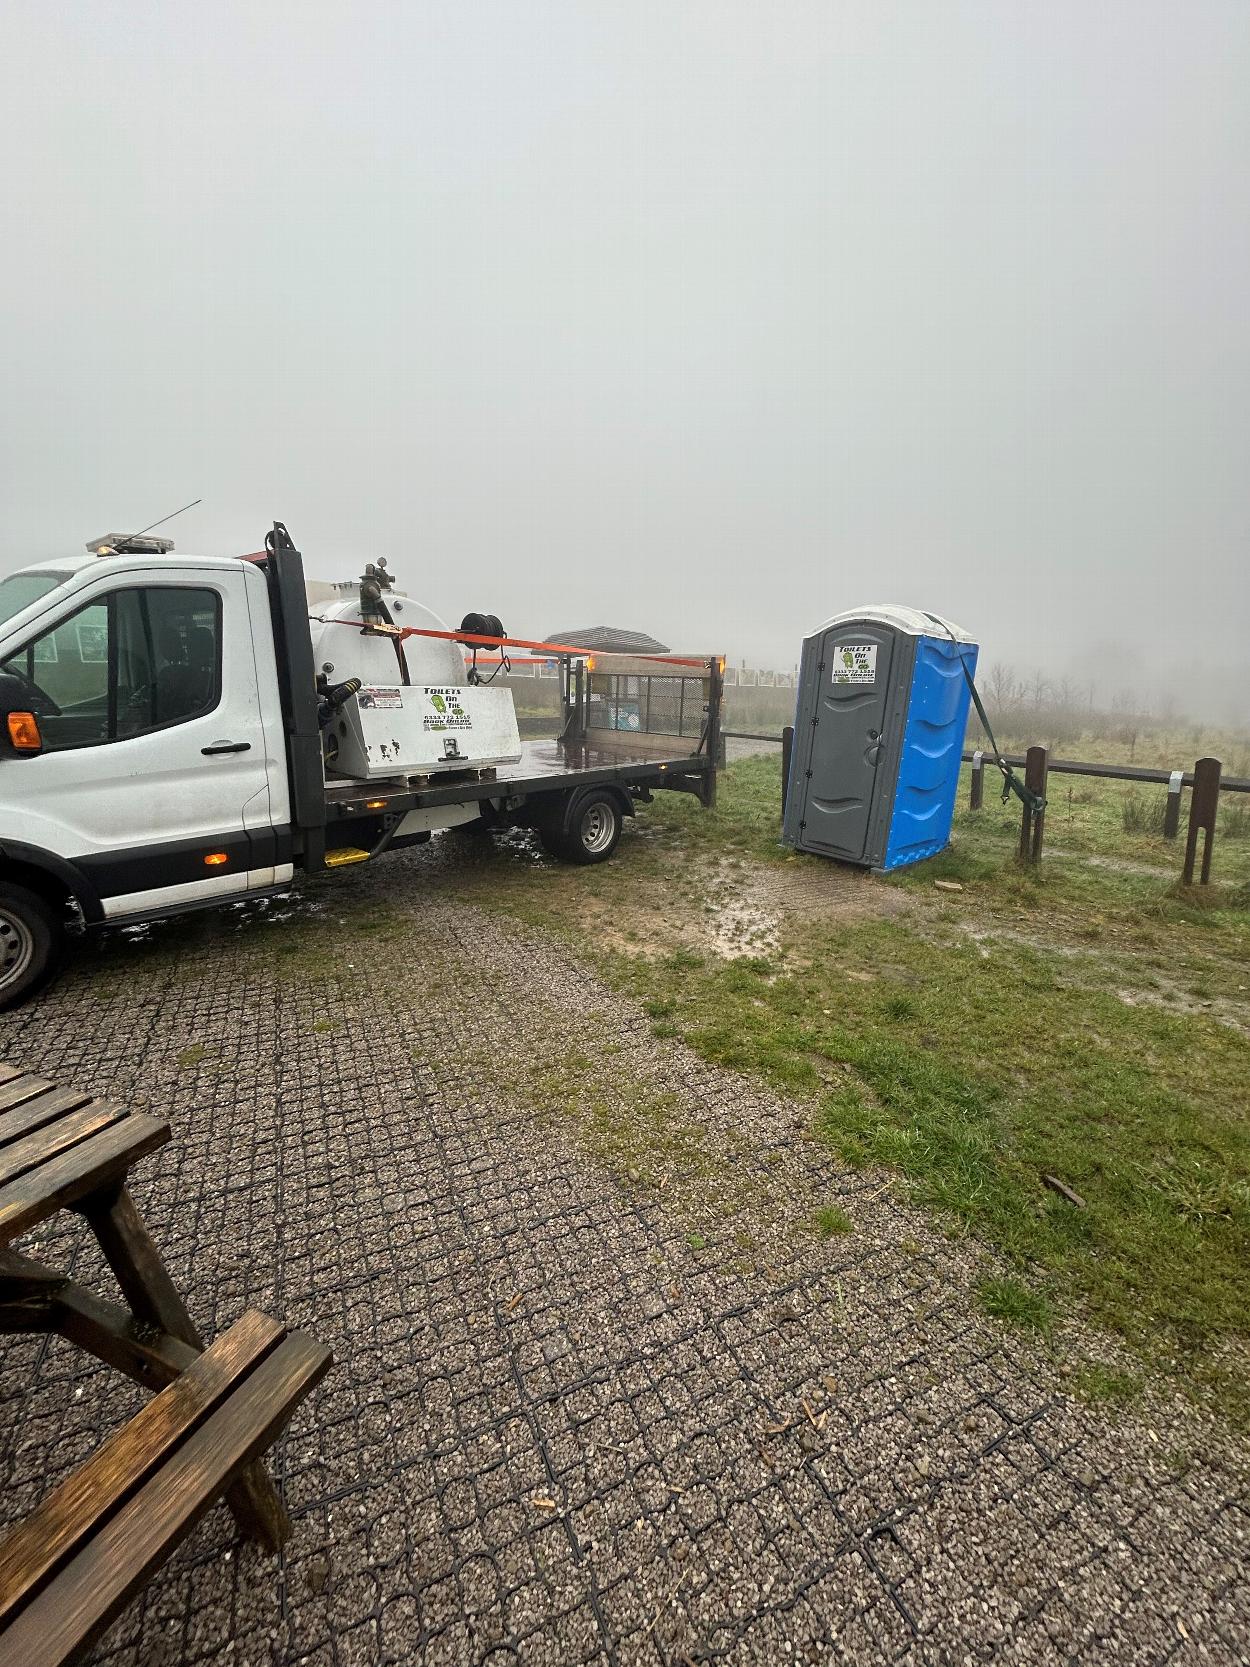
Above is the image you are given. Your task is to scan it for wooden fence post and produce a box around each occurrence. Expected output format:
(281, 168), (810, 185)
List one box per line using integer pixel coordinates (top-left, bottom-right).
(780, 724), (795, 827)
(1163, 769), (1183, 839)
(1182, 757), (1221, 884)
(970, 749), (984, 809)
(1017, 745), (1048, 865)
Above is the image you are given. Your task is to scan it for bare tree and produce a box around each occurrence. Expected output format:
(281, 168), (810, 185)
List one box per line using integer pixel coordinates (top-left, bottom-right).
(984, 662), (1019, 712)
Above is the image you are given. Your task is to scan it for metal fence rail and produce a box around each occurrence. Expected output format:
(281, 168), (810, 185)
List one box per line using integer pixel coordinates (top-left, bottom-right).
(960, 749), (1250, 794)
(725, 727), (1250, 795)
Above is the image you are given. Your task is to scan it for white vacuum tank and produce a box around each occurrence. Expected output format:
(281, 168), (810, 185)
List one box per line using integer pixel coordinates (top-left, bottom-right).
(309, 594), (466, 687)
(308, 592), (523, 780)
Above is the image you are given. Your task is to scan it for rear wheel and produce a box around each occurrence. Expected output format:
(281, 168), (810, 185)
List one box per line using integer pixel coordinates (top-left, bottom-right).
(539, 790), (624, 865)
(0, 884), (63, 1011)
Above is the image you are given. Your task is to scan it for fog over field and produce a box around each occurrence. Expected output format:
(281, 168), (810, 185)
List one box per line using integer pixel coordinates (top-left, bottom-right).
(2, 2), (1247, 722)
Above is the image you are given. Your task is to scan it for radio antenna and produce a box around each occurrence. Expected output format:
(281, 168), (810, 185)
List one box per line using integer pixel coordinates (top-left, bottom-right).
(127, 498), (203, 541)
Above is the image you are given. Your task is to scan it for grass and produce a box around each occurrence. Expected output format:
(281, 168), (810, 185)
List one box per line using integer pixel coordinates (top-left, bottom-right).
(978, 1276), (1054, 1333)
(610, 912), (1249, 1405)
(811, 1205), (854, 1238)
(1070, 1361), (1143, 1409)
(550, 753), (1250, 1425)
(1121, 791), (1167, 836)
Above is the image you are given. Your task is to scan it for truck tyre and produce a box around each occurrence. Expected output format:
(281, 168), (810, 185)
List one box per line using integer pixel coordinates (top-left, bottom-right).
(0, 883), (63, 1011)
(539, 789), (623, 865)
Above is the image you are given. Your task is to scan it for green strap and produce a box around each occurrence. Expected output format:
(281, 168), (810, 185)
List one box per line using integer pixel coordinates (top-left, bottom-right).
(959, 661), (1047, 814)
(921, 614), (1047, 815)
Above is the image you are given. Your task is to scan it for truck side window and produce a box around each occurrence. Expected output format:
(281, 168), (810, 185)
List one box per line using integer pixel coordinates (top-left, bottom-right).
(0, 587), (221, 750)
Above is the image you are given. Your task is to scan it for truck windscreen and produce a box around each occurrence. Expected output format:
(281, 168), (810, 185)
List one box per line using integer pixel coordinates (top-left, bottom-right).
(0, 571), (72, 629)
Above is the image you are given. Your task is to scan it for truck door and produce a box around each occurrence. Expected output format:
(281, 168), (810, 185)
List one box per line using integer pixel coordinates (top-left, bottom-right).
(0, 565), (286, 917)
(797, 622), (896, 861)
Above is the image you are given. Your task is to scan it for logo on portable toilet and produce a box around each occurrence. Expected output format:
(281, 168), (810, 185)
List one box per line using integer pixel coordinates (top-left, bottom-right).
(832, 644), (877, 685)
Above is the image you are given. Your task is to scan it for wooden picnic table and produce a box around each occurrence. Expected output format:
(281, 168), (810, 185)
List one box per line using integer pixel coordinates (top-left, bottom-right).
(0, 1060), (291, 1551)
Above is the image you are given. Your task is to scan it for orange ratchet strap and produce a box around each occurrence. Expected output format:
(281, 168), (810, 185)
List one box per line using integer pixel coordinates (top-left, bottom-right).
(312, 615), (712, 669)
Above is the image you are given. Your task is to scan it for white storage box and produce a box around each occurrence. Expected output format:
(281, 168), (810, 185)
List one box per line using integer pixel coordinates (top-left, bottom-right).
(329, 684), (522, 780)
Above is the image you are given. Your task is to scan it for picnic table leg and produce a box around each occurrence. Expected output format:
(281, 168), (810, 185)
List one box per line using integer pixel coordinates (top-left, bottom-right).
(77, 1184), (292, 1551)
(79, 1186), (203, 1347)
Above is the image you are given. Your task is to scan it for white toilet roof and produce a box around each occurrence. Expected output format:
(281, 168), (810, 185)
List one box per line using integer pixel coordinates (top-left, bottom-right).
(808, 605), (975, 643)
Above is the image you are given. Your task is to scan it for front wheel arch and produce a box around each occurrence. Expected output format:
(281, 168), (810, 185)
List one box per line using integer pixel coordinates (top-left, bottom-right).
(0, 841), (100, 923)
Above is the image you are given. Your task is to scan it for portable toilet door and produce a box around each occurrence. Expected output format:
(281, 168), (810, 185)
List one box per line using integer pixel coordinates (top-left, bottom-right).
(782, 606), (977, 869)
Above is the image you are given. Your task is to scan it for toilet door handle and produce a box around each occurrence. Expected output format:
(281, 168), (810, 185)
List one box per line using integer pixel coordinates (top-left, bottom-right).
(866, 743), (882, 766)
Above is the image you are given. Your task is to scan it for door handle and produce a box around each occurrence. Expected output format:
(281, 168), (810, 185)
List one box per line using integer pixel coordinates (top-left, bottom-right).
(201, 741), (252, 755)
(866, 743), (882, 767)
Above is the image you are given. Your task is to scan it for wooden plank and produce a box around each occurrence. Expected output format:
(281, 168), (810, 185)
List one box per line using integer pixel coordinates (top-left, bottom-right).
(0, 1115), (169, 1245)
(0, 1074), (55, 1113)
(0, 1310), (286, 1621)
(0, 1063), (22, 1086)
(0, 1104), (130, 1189)
(0, 1089), (94, 1148)
(0, 1331), (332, 1667)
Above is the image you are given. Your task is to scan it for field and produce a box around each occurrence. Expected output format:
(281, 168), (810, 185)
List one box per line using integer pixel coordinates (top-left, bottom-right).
(440, 749), (1250, 1429)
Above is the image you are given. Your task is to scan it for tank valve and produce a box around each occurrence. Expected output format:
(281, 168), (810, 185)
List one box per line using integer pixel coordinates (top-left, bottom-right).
(359, 559), (395, 619)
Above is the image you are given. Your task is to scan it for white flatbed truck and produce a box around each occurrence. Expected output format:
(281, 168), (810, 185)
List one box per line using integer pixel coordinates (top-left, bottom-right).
(0, 523), (722, 1007)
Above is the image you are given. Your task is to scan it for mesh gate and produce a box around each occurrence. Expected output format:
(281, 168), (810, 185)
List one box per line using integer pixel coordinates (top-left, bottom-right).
(586, 668), (711, 742)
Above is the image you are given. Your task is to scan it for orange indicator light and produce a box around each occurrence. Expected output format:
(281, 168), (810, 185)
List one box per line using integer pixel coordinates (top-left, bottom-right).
(203, 852), (229, 866)
(6, 712), (41, 751)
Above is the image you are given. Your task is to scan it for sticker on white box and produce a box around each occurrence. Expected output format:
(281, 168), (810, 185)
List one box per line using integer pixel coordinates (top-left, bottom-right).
(358, 686), (403, 710)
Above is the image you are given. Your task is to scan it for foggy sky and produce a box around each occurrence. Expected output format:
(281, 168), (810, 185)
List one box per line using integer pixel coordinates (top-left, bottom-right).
(2, 2), (1247, 719)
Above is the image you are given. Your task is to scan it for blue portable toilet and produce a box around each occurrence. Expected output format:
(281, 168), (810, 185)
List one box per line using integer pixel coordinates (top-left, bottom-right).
(781, 606), (978, 871)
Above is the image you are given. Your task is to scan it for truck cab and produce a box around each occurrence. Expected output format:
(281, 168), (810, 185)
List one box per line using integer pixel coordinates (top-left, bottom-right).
(0, 536), (294, 1002)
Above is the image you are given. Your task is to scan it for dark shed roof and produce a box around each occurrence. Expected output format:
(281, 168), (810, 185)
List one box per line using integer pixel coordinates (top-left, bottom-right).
(543, 625), (670, 655)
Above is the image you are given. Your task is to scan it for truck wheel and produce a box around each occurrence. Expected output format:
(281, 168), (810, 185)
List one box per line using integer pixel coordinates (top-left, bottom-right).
(539, 789), (623, 865)
(0, 884), (63, 1011)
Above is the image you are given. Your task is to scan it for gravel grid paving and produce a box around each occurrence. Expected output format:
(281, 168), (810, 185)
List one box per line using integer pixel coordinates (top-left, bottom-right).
(1, 838), (1247, 1667)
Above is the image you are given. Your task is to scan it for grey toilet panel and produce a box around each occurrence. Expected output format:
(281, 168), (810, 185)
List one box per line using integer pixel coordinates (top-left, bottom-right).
(784, 622), (916, 864)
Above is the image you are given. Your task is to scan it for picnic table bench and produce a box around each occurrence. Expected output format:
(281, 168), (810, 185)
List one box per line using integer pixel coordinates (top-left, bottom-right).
(0, 1064), (332, 1666)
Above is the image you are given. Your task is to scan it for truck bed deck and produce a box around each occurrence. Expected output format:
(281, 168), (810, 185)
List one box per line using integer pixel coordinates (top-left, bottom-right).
(322, 734), (715, 820)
